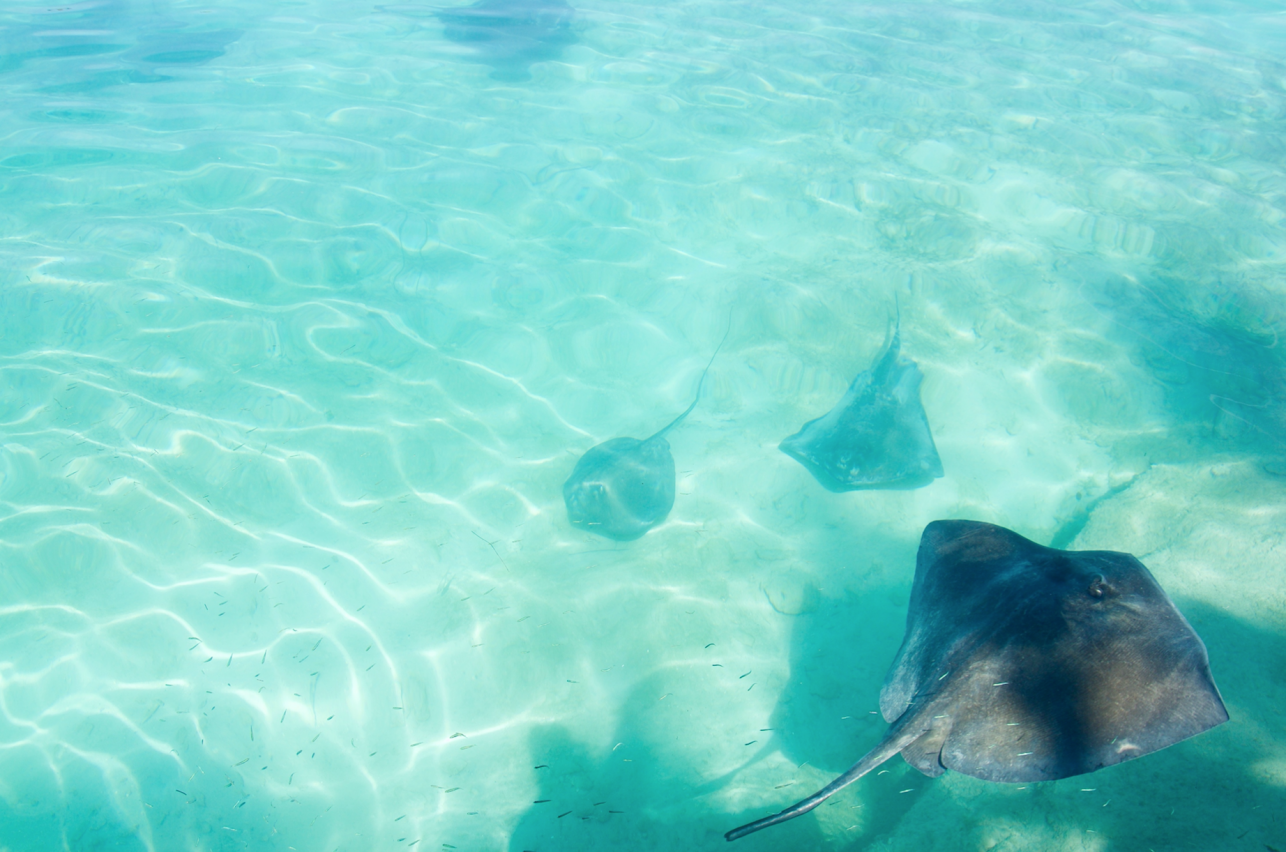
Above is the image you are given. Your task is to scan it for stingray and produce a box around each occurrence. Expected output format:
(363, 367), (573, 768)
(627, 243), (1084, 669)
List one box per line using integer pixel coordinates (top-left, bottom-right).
(437, 0), (575, 81)
(779, 315), (942, 491)
(563, 332), (726, 542)
(726, 519), (1228, 841)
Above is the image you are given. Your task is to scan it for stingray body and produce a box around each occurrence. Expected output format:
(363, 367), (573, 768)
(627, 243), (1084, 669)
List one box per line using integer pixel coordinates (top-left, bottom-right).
(779, 318), (942, 491)
(438, 0), (574, 81)
(563, 335), (725, 542)
(726, 520), (1228, 841)
(562, 434), (678, 541)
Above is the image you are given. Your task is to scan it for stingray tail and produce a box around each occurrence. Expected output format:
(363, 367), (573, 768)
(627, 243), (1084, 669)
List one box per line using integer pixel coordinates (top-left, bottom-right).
(724, 718), (924, 842)
(878, 296), (904, 367)
(855, 298), (903, 393)
(652, 314), (733, 439)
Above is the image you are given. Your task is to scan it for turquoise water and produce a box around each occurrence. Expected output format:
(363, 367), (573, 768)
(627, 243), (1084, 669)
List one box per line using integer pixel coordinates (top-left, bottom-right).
(1, 0), (1284, 849)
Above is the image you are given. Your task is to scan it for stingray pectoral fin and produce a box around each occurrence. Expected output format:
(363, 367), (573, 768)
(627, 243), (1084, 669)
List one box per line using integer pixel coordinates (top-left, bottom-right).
(725, 717), (926, 842)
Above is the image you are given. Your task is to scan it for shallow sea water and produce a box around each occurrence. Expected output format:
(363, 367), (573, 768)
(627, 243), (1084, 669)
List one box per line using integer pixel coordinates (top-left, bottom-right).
(1, 0), (1285, 849)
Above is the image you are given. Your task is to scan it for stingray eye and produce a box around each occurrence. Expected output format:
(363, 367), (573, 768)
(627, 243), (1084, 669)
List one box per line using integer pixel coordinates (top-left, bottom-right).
(1087, 574), (1108, 598)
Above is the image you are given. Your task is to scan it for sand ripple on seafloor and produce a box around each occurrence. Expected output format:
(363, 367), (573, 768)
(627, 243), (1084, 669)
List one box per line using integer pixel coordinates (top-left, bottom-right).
(1, 0), (1285, 849)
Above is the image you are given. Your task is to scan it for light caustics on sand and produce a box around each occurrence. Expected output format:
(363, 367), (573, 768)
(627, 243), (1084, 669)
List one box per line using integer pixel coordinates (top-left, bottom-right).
(0, 0), (1283, 850)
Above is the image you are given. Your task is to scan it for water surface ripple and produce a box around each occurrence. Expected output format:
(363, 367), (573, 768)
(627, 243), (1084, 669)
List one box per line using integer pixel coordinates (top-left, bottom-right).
(1, 0), (1284, 849)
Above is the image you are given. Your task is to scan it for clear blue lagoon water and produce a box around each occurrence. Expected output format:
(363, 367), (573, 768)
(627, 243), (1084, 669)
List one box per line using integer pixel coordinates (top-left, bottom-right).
(1, 0), (1284, 849)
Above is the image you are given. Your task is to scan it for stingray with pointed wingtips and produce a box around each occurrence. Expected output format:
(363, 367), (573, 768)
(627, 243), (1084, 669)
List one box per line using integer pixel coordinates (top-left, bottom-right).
(563, 331), (727, 542)
(779, 313), (942, 491)
(726, 519), (1228, 841)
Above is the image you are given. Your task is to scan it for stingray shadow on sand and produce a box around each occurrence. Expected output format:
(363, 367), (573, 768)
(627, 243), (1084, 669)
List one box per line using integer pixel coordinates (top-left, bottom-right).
(1078, 268), (1286, 471)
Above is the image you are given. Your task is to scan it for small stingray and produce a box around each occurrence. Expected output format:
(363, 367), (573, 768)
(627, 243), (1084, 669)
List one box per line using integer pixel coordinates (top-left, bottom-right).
(779, 314), (942, 491)
(563, 331), (727, 542)
(437, 0), (575, 81)
(727, 520), (1228, 841)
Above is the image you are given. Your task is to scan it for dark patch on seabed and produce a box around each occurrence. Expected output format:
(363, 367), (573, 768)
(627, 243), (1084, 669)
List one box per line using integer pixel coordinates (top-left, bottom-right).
(1074, 263), (1286, 471)
(0, 0), (242, 94)
(436, 0), (576, 81)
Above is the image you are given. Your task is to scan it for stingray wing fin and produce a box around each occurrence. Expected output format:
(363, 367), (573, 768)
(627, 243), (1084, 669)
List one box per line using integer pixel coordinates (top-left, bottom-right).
(937, 602), (1228, 782)
(881, 521), (1036, 723)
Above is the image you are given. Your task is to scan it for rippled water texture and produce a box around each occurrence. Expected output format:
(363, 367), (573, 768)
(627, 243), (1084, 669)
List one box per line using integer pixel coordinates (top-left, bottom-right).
(1, 0), (1284, 849)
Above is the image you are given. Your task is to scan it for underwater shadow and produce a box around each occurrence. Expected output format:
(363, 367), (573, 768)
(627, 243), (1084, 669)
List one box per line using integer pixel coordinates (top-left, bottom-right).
(507, 717), (830, 851)
(1, 1), (244, 95)
(727, 522), (934, 851)
(507, 722), (695, 851)
(1070, 260), (1286, 469)
(508, 638), (848, 852)
(437, 0), (576, 82)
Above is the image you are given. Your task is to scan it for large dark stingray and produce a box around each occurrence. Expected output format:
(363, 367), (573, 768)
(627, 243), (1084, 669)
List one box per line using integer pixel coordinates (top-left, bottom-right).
(563, 332), (726, 542)
(437, 0), (575, 81)
(726, 519), (1228, 841)
(779, 317), (942, 491)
